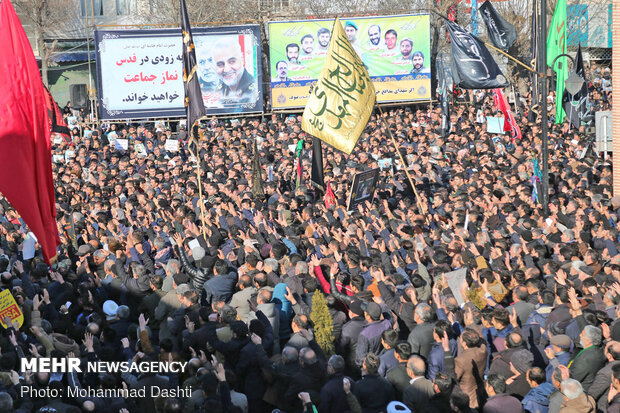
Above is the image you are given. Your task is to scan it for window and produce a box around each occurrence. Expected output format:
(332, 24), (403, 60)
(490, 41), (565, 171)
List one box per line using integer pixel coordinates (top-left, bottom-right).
(260, 0), (289, 12)
(81, 0), (104, 16)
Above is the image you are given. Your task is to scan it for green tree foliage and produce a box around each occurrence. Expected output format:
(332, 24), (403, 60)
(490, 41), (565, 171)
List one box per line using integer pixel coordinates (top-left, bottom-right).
(310, 293), (335, 356)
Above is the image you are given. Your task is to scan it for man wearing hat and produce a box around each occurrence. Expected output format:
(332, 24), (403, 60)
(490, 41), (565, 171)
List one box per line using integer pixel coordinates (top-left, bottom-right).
(505, 348), (535, 398)
(544, 334), (572, 382)
(355, 302), (391, 367)
(344, 21), (362, 57)
(340, 299), (368, 375)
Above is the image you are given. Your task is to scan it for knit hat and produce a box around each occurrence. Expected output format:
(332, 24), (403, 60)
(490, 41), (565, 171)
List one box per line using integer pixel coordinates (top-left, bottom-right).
(349, 300), (364, 316)
(230, 321), (249, 338)
(260, 244), (272, 259)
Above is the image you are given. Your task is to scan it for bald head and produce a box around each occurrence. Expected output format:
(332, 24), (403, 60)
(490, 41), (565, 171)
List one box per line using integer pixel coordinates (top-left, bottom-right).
(607, 342), (620, 361)
(300, 347), (317, 366)
(407, 355), (426, 378)
(282, 346), (298, 364)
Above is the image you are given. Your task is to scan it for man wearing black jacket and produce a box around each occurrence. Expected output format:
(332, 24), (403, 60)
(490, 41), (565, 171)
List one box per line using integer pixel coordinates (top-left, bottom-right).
(320, 354), (353, 413)
(354, 352), (395, 413)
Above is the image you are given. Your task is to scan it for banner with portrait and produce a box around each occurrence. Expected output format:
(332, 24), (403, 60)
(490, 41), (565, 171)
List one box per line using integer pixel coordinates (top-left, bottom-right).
(95, 26), (263, 120)
(268, 14), (431, 109)
(347, 168), (380, 211)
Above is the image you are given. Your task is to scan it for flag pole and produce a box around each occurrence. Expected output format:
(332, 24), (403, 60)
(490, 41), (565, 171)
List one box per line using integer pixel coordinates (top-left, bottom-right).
(179, 0), (207, 234)
(375, 103), (428, 222)
(431, 9), (537, 74)
(482, 40), (537, 74)
(187, 126), (208, 238)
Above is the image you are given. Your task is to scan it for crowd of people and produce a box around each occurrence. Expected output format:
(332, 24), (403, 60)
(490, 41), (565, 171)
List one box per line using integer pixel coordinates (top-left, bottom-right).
(0, 64), (615, 413)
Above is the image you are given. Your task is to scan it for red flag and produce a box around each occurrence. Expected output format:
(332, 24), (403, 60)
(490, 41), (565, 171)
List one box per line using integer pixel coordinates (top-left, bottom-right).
(324, 181), (336, 209)
(44, 86), (71, 141)
(492, 88), (522, 140)
(0, 0), (60, 263)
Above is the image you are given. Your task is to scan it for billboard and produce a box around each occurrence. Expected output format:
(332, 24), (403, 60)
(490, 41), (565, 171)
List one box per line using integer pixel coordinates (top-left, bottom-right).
(268, 14), (431, 109)
(95, 26), (263, 120)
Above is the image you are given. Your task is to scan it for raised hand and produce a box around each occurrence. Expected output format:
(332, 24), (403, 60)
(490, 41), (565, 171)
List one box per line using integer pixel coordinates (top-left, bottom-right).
(251, 333), (262, 345)
(509, 307), (519, 328)
(343, 378), (352, 394)
(441, 332), (450, 352)
(284, 286), (297, 305)
(82, 332), (95, 352)
(138, 313), (149, 331)
(8, 330), (18, 346)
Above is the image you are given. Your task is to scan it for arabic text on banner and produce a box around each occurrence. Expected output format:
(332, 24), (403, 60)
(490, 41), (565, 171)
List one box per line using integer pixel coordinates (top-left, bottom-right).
(301, 18), (375, 155)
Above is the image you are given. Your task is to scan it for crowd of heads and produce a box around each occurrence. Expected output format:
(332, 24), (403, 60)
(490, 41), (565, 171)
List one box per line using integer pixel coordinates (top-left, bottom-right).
(0, 65), (615, 413)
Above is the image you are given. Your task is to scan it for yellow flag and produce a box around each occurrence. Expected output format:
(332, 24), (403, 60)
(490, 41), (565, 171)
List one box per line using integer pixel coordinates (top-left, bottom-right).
(301, 18), (376, 154)
(0, 289), (24, 329)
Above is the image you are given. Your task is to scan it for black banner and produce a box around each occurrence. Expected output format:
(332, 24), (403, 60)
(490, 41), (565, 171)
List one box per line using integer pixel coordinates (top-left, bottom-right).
(437, 58), (451, 137)
(311, 136), (325, 191)
(562, 45), (591, 128)
(446, 20), (509, 89)
(479, 1), (516, 51)
(180, 0), (206, 130)
(252, 139), (264, 196)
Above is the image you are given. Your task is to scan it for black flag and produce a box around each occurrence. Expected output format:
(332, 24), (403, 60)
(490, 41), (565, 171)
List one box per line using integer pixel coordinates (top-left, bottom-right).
(446, 20), (508, 89)
(180, 0), (206, 134)
(479, 1), (516, 51)
(311, 136), (325, 191)
(252, 138), (264, 197)
(437, 58), (451, 137)
(562, 45), (591, 128)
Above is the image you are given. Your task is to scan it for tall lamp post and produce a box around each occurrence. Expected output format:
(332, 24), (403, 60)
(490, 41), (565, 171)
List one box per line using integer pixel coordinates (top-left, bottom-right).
(541, 52), (582, 215)
(540, 0), (549, 216)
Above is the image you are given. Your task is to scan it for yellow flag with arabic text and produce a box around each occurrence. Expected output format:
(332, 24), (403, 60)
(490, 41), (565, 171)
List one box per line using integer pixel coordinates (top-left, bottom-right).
(301, 18), (375, 154)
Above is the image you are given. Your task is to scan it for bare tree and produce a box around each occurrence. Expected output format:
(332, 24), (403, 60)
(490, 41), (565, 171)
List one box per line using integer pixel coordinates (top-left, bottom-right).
(135, 0), (259, 24)
(14, 0), (75, 86)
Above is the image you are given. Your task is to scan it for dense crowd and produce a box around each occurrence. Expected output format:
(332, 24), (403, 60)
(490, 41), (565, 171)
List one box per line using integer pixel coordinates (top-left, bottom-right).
(0, 63), (615, 413)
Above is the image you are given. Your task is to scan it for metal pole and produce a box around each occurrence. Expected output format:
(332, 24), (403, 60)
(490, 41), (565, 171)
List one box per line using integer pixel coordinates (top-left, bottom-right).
(376, 103), (428, 222)
(89, 0), (99, 122)
(540, 0), (549, 216)
(603, 115), (608, 160)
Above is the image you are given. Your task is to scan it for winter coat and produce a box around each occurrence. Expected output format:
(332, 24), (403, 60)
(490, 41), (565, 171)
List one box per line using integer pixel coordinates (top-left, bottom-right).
(558, 392), (596, 413)
(229, 286), (257, 322)
(567, 346), (606, 392)
(407, 321), (436, 359)
(203, 270), (237, 305)
(356, 319), (392, 366)
(522, 382), (555, 413)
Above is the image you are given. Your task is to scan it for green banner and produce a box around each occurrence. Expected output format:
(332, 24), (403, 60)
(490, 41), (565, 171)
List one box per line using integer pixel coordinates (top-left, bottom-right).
(268, 14), (431, 109)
